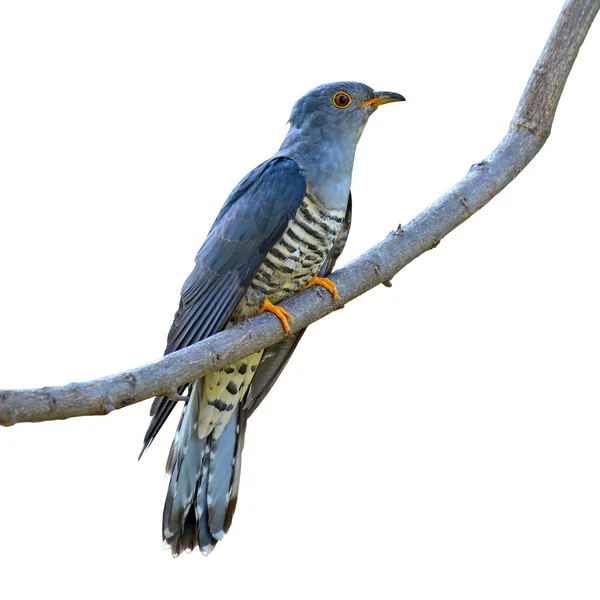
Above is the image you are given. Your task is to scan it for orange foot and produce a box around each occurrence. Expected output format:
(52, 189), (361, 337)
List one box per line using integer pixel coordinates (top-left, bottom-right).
(303, 276), (339, 301)
(258, 298), (295, 338)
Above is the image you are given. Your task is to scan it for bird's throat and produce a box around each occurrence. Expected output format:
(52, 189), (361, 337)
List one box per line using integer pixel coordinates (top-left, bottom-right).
(276, 127), (358, 210)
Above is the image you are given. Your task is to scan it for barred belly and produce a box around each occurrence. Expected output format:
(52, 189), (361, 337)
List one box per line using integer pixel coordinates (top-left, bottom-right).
(198, 192), (346, 438)
(242, 192), (346, 311)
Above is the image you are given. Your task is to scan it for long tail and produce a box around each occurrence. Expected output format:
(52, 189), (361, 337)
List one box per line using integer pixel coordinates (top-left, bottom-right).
(162, 380), (246, 556)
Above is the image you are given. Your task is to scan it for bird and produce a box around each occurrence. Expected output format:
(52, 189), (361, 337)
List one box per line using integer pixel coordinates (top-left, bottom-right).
(140, 81), (405, 556)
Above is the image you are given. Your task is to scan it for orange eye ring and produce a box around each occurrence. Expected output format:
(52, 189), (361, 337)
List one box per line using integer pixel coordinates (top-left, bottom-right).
(332, 91), (352, 109)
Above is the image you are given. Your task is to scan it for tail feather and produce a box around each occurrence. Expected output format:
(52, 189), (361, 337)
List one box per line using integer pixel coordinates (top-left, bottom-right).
(207, 408), (239, 540)
(163, 384), (206, 546)
(195, 445), (214, 555)
(163, 380), (246, 556)
(224, 406), (247, 533)
(174, 504), (198, 555)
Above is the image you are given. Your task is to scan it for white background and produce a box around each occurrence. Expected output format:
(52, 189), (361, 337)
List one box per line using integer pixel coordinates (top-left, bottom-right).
(1, 1), (599, 598)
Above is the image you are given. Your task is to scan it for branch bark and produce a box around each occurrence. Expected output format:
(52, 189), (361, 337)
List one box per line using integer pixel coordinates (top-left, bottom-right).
(1, 0), (598, 427)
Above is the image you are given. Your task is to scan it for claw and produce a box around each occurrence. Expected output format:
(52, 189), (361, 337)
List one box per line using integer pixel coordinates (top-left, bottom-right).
(258, 298), (295, 338)
(302, 276), (339, 300)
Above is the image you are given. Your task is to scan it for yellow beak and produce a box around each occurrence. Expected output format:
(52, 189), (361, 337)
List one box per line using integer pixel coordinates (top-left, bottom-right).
(358, 91), (406, 108)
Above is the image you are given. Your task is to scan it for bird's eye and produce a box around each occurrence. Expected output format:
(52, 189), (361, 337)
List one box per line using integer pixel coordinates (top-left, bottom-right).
(333, 92), (352, 109)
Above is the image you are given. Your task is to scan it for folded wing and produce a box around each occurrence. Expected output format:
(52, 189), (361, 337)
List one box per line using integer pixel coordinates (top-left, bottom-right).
(141, 157), (307, 455)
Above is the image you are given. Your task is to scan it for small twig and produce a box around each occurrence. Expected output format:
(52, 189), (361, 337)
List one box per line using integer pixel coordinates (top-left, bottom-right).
(166, 393), (189, 403)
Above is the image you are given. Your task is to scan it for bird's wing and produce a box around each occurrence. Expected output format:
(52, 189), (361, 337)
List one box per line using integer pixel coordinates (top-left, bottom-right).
(244, 192), (352, 417)
(140, 157), (307, 455)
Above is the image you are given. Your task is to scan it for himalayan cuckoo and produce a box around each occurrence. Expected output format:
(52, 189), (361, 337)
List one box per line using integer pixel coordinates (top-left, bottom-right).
(140, 81), (405, 555)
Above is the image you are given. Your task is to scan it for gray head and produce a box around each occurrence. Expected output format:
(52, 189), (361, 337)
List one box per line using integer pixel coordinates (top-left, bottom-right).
(285, 81), (405, 144)
(277, 81), (405, 209)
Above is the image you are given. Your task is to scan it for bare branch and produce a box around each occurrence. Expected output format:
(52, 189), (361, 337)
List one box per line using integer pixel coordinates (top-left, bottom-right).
(0, 0), (598, 427)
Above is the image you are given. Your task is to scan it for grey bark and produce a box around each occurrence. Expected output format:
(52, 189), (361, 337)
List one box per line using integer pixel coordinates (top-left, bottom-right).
(0, 0), (598, 427)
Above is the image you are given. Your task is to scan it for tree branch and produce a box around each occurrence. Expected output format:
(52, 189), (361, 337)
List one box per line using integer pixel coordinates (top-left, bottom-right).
(1, 0), (598, 427)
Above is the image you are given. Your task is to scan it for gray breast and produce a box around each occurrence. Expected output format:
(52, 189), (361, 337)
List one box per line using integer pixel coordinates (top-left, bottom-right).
(238, 193), (346, 315)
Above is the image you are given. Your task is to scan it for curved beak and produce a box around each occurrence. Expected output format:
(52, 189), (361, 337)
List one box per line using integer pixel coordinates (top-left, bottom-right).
(358, 91), (406, 109)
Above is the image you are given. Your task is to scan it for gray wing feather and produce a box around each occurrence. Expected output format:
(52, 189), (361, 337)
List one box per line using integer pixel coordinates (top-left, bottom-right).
(141, 157), (307, 456)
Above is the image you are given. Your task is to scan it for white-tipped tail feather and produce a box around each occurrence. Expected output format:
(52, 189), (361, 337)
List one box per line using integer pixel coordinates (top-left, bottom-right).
(163, 378), (246, 556)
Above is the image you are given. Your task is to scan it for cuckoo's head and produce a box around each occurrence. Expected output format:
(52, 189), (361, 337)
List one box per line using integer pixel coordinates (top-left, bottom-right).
(287, 81), (405, 142)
